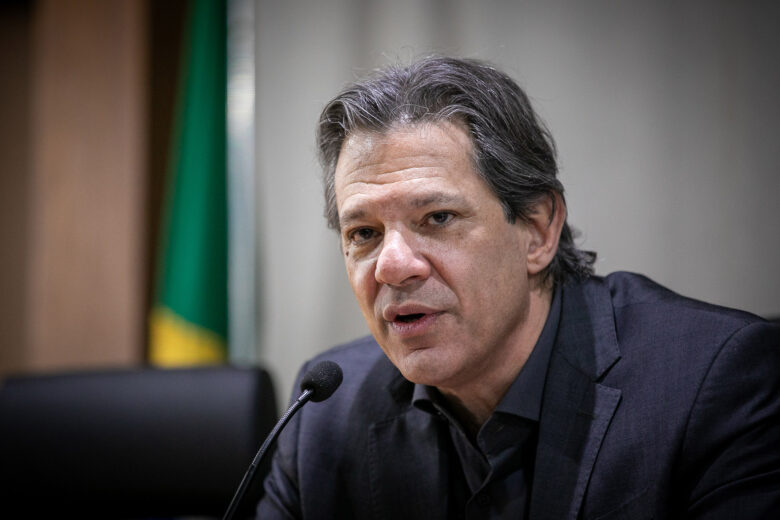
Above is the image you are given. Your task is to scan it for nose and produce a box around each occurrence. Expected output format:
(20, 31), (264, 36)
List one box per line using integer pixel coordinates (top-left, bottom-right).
(375, 229), (430, 286)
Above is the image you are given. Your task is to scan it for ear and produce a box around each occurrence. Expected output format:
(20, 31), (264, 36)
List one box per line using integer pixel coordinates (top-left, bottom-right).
(524, 192), (565, 277)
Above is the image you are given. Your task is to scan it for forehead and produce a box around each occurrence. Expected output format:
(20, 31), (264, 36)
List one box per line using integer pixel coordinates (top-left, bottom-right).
(336, 121), (474, 174)
(333, 122), (490, 213)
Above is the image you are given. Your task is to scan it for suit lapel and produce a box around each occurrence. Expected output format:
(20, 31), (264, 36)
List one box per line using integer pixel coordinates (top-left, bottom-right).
(530, 360), (621, 520)
(530, 277), (622, 520)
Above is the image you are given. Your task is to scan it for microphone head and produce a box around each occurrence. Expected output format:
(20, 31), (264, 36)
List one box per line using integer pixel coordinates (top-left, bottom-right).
(300, 361), (343, 402)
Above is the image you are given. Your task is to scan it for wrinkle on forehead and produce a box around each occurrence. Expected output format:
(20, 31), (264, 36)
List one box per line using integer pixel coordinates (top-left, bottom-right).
(335, 121), (475, 194)
(344, 165), (443, 184)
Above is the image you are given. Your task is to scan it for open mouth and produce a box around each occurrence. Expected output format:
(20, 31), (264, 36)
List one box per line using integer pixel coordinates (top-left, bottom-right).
(387, 310), (441, 336)
(395, 313), (426, 323)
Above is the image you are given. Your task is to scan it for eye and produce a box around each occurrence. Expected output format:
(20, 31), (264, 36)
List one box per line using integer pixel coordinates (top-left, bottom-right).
(427, 211), (455, 226)
(347, 227), (379, 245)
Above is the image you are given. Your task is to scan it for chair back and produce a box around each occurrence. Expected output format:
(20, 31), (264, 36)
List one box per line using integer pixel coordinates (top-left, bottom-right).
(0, 366), (277, 518)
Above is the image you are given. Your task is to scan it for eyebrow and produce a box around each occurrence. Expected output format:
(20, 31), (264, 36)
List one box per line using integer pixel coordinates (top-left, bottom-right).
(409, 193), (466, 208)
(339, 209), (367, 228)
(339, 192), (468, 227)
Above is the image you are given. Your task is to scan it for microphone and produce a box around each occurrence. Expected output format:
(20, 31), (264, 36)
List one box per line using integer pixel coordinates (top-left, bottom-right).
(222, 361), (343, 520)
(299, 360), (343, 402)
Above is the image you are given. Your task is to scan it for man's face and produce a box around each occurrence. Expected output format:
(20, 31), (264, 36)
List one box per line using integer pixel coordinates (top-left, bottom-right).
(334, 122), (536, 392)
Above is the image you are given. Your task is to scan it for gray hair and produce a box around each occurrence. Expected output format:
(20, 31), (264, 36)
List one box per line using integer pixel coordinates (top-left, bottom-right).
(317, 56), (595, 284)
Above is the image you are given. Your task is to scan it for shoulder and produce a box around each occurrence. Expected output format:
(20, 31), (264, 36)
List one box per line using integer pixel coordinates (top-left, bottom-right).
(604, 271), (761, 320)
(576, 273), (780, 514)
(580, 272), (777, 407)
(594, 273), (780, 450)
(601, 271), (766, 343)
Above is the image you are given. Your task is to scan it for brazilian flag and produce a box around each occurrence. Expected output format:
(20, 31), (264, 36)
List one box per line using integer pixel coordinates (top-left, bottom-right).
(149, 0), (228, 365)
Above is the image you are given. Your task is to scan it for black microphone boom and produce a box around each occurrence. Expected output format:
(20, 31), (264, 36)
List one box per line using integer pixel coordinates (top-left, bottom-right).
(222, 361), (343, 520)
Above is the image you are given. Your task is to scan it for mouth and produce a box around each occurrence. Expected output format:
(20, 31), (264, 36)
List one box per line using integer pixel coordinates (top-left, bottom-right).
(385, 310), (442, 338)
(381, 303), (443, 337)
(394, 313), (426, 323)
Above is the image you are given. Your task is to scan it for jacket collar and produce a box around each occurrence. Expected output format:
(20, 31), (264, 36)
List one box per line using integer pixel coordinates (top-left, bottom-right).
(555, 275), (621, 379)
(529, 276), (622, 520)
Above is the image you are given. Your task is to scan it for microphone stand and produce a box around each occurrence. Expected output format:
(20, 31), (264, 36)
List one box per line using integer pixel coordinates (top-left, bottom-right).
(222, 388), (314, 520)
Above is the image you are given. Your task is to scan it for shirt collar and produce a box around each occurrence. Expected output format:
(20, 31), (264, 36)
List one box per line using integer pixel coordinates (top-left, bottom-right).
(412, 284), (562, 423)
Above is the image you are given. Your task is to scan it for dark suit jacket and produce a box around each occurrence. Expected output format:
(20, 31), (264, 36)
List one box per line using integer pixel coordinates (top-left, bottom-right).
(258, 272), (780, 519)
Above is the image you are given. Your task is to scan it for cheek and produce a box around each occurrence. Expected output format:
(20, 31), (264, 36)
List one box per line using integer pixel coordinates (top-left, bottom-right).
(449, 233), (528, 312)
(346, 259), (378, 309)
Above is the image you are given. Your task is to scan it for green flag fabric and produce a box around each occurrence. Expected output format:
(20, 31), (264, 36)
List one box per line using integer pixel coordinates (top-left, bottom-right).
(150, 0), (228, 365)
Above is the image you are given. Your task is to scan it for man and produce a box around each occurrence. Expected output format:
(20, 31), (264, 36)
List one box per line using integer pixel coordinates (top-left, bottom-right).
(258, 57), (780, 519)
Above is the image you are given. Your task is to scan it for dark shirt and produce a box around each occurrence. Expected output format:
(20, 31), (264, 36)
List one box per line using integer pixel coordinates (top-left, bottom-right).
(412, 285), (562, 519)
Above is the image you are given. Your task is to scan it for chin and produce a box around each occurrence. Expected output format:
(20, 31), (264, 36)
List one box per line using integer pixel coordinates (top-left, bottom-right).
(395, 350), (461, 388)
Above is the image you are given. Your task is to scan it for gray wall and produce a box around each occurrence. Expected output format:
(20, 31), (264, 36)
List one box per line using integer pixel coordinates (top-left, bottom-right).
(255, 0), (780, 405)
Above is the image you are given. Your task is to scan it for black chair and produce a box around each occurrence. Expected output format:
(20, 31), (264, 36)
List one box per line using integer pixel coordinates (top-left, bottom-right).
(0, 366), (277, 518)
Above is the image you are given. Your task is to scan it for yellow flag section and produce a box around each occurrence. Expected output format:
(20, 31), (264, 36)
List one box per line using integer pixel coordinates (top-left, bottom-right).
(149, 0), (228, 366)
(149, 308), (225, 366)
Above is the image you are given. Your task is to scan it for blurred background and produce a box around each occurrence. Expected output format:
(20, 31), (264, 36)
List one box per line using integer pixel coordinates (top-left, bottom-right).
(1, 0), (778, 410)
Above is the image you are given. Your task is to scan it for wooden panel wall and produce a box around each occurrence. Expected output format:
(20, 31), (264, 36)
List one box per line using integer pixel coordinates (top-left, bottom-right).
(0, 0), (149, 374)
